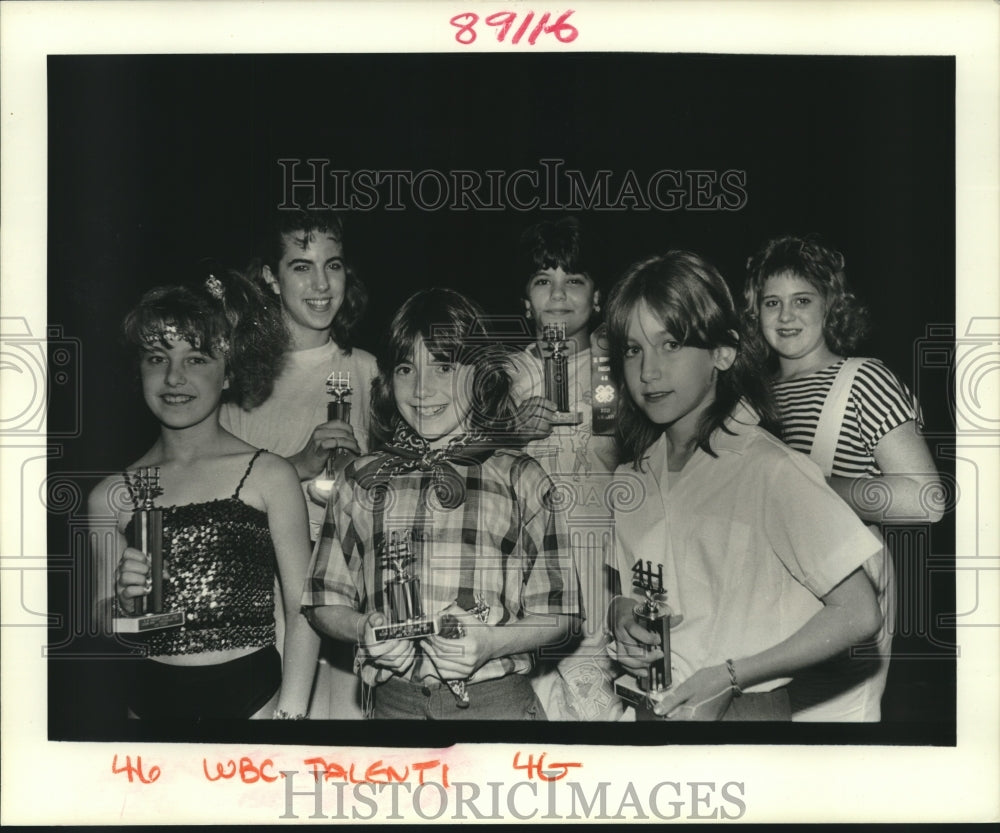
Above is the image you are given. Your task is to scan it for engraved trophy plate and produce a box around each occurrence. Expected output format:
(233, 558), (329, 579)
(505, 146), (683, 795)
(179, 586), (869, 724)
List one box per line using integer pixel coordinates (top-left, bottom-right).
(541, 322), (583, 426)
(614, 558), (675, 711)
(613, 673), (651, 708)
(113, 467), (185, 633)
(372, 530), (437, 642)
(314, 371), (354, 495)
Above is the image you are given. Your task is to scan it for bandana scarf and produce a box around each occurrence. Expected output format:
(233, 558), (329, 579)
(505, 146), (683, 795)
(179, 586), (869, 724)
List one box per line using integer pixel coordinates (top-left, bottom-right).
(353, 422), (501, 509)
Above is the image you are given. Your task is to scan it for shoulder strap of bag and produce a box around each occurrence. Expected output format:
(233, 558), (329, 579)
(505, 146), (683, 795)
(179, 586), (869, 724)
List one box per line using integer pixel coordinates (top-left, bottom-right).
(810, 358), (866, 477)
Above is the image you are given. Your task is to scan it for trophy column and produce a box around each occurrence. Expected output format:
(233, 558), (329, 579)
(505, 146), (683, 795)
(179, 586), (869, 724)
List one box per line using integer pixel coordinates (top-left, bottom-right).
(113, 467), (185, 634)
(372, 530), (437, 642)
(614, 559), (676, 714)
(541, 322), (583, 425)
(633, 591), (673, 693)
(313, 371), (353, 496)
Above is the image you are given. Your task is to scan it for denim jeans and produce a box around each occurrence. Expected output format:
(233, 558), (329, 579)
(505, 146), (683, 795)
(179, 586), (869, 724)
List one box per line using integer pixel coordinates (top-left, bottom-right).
(373, 674), (547, 720)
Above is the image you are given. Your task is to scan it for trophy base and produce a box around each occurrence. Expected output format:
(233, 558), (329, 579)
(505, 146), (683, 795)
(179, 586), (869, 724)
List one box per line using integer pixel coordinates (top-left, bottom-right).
(614, 673), (672, 713)
(114, 610), (185, 633)
(550, 410), (583, 426)
(372, 619), (437, 642)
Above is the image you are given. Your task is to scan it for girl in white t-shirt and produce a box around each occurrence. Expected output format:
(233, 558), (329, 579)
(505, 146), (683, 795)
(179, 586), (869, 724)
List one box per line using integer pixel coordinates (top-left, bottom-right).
(606, 250), (883, 721)
(220, 209), (377, 720)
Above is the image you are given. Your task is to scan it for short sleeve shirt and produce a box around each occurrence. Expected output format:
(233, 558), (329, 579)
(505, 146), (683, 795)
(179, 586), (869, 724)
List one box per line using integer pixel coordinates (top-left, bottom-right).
(303, 449), (581, 685)
(772, 358), (918, 478)
(220, 340), (378, 538)
(611, 404), (882, 692)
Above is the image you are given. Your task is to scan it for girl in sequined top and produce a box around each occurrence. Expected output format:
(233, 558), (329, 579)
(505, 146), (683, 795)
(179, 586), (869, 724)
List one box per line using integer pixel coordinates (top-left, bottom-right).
(88, 272), (319, 720)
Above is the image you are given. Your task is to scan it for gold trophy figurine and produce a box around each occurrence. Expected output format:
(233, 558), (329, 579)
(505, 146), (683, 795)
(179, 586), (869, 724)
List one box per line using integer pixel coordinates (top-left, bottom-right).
(541, 322), (583, 425)
(113, 467), (185, 634)
(372, 530), (437, 642)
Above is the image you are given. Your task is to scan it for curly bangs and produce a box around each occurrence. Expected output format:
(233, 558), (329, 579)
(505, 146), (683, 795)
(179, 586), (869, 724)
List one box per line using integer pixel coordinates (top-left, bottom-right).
(122, 286), (228, 358)
(743, 234), (870, 355)
(122, 272), (288, 411)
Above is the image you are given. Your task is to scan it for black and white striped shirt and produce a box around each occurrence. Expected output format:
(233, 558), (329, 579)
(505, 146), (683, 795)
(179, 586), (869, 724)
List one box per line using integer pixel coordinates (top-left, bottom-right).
(772, 358), (917, 478)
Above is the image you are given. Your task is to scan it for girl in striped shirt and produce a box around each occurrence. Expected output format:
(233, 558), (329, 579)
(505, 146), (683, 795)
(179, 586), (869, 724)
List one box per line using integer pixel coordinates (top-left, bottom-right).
(743, 234), (943, 720)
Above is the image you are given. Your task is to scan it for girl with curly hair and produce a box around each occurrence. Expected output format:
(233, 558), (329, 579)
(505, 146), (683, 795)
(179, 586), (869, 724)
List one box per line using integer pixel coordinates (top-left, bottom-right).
(88, 271), (319, 720)
(743, 234), (943, 721)
(220, 209), (379, 719)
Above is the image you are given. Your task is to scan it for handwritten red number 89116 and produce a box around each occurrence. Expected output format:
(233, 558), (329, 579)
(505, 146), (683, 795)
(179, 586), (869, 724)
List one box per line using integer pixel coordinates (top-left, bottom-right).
(450, 11), (578, 46)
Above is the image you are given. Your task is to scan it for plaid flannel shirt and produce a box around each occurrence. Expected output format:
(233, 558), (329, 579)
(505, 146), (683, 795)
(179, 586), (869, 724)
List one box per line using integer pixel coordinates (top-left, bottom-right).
(302, 448), (581, 686)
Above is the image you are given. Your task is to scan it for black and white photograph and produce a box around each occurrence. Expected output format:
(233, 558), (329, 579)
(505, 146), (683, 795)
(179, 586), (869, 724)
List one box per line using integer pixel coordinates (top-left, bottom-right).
(2, 0), (997, 825)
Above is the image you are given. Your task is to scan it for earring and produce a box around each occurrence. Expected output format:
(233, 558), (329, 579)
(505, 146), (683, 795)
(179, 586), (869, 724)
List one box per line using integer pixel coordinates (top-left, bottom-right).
(525, 307), (533, 320)
(593, 303), (601, 313)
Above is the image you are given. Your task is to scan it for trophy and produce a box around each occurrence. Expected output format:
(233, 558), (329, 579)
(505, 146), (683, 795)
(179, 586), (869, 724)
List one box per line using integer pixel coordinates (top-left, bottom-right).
(313, 371), (353, 495)
(372, 530), (437, 642)
(589, 324), (617, 436)
(113, 467), (185, 633)
(541, 322), (582, 425)
(613, 559), (675, 710)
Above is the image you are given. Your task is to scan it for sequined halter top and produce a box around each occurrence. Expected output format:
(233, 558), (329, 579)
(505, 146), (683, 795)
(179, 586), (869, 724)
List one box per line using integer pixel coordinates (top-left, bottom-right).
(124, 449), (277, 656)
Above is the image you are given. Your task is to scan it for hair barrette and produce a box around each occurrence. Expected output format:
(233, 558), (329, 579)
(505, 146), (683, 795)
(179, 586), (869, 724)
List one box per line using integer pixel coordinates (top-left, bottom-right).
(205, 274), (225, 300)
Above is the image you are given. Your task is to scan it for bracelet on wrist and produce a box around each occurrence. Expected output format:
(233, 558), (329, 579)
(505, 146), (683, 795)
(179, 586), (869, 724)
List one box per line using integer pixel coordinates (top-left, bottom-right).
(725, 658), (743, 698)
(272, 709), (307, 720)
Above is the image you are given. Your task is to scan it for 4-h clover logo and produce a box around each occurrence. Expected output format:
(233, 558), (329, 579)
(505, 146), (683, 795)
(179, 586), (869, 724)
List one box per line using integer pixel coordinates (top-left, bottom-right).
(594, 384), (615, 404)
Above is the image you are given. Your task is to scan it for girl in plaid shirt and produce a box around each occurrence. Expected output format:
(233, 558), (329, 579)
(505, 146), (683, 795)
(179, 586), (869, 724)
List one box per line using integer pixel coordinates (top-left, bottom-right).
(303, 288), (581, 720)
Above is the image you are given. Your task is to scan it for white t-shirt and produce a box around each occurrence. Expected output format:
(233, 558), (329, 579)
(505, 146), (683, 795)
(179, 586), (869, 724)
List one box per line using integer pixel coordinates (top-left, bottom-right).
(221, 340), (377, 538)
(612, 403), (882, 692)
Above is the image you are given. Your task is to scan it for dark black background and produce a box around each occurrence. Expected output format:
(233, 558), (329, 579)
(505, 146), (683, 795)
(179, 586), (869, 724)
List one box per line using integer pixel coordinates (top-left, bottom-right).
(46, 53), (956, 745)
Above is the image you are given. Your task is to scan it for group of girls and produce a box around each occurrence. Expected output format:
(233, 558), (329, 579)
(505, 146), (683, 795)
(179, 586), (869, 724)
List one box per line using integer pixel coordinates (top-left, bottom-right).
(91, 210), (942, 722)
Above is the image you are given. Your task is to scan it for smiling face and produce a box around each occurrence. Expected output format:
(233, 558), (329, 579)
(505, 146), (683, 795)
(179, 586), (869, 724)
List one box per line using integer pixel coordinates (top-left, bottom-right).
(265, 230), (346, 350)
(140, 334), (228, 430)
(392, 335), (474, 448)
(622, 301), (733, 446)
(758, 271), (833, 370)
(525, 266), (598, 349)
